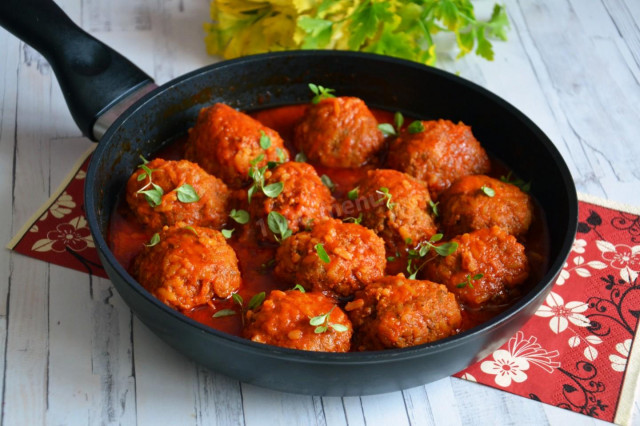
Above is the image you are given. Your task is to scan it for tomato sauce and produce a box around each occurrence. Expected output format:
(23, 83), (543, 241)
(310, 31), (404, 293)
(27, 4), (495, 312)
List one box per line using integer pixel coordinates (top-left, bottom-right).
(108, 104), (549, 339)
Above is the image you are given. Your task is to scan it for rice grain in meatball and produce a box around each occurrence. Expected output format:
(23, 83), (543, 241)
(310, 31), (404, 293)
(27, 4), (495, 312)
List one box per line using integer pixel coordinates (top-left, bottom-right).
(274, 219), (386, 298)
(249, 162), (333, 242)
(386, 119), (490, 198)
(346, 275), (461, 351)
(439, 174), (533, 237)
(423, 226), (529, 307)
(185, 103), (290, 188)
(133, 225), (241, 312)
(125, 158), (229, 231)
(294, 96), (384, 168)
(355, 169), (437, 253)
(243, 290), (352, 352)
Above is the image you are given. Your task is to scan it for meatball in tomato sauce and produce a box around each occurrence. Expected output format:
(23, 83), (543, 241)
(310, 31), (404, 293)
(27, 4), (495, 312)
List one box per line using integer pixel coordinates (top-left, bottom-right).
(274, 219), (386, 298)
(346, 275), (461, 351)
(132, 225), (241, 312)
(355, 169), (437, 253)
(185, 103), (290, 188)
(423, 226), (529, 307)
(386, 119), (490, 198)
(293, 96), (384, 168)
(243, 290), (352, 352)
(439, 174), (533, 237)
(125, 158), (229, 232)
(249, 161), (333, 243)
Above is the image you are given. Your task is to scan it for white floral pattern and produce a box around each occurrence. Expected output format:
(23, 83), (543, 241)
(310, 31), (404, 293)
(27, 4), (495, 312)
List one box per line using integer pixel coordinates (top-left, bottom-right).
(596, 241), (640, 283)
(31, 215), (94, 253)
(38, 191), (76, 221)
(610, 339), (632, 372)
(535, 292), (591, 334)
(480, 332), (560, 387)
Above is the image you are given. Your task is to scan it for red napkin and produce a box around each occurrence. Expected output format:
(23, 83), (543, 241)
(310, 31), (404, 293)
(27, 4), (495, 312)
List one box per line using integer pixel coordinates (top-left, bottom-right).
(7, 147), (640, 425)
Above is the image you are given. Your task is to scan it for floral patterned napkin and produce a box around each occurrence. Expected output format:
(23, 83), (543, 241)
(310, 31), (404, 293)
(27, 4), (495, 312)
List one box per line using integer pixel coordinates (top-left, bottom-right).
(7, 147), (640, 425)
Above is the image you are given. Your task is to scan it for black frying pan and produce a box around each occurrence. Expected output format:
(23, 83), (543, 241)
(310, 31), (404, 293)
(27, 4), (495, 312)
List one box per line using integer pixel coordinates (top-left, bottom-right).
(0, 0), (578, 395)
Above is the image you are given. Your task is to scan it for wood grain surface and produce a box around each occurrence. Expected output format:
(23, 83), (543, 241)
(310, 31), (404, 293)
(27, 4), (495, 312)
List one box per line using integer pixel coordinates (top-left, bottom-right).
(0, 0), (638, 425)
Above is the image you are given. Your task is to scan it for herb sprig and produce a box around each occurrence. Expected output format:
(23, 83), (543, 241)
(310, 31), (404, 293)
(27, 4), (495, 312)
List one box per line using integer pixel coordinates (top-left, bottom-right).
(247, 155), (284, 203)
(309, 306), (348, 334)
(267, 211), (292, 241)
(457, 273), (484, 288)
(406, 234), (458, 279)
(309, 83), (335, 104)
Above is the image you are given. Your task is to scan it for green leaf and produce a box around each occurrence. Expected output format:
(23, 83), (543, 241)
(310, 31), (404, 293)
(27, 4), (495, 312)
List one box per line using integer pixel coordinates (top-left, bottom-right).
(267, 211), (291, 241)
(232, 293), (243, 306)
(429, 200), (439, 217)
(320, 174), (335, 192)
(394, 112), (404, 130)
(145, 233), (160, 247)
(308, 83), (335, 104)
(309, 314), (327, 326)
(176, 184), (200, 203)
(480, 185), (496, 197)
(408, 121), (425, 134)
(140, 183), (164, 207)
(229, 209), (250, 224)
(213, 309), (236, 318)
(430, 233), (443, 243)
(347, 186), (359, 201)
(248, 292), (266, 310)
(315, 243), (331, 263)
(292, 284), (306, 293)
(378, 123), (396, 136)
(263, 181), (284, 198)
(295, 151), (307, 162)
(221, 228), (234, 239)
(298, 17), (334, 49)
(342, 213), (363, 225)
(137, 173), (147, 182)
(434, 241), (458, 257)
(377, 187), (396, 210)
(182, 226), (199, 236)
(247, 185), (258, 204)
(139, 155), (149, 165)
(259, 130), (272, 149)
(331, 323), (349, 332)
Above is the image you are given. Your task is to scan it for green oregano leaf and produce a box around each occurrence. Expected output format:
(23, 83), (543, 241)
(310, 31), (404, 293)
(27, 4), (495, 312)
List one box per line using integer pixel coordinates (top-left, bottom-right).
(176, 184), (200, 203)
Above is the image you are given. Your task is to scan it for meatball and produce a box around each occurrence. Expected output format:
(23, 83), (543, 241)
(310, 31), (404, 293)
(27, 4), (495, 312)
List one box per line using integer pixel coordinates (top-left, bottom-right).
(423, 226), (529, 307)
(125, 158), (230, 231)
(185, 103), (290, 188)
(249, 162), (333, 242)
(386, 119), (490, 198)
(132, 225), (241, 311)
(274, 219), (386, 298)
(439, 174), (533, 237)
(293, 96), (384, 168)
(346, 275), (461, 351)
(243, 290), (352, 352)
(355, 169), (437, 253)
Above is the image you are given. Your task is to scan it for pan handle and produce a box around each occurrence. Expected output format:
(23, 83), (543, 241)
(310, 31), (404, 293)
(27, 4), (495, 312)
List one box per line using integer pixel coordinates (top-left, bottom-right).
(0, 0), (154, 141)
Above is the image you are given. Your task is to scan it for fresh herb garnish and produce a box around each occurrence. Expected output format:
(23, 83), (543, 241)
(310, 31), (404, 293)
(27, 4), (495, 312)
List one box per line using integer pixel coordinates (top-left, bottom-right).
(247, 154), (284, 203)
(259, 130), (272, 149)
(292, 284), (306, 292)
(229, 209), (250, 224)
(376, 187), (396, 210)
(429, 200), (439, 217)
(182, 226), (199, 236)
(500, 171), (531, 192)
(378, 123), (396, 137)
(135, 156), (164, 207)
(378, 111), (405, 136)
(295, 151), (308, 162)
(212, 309), (236, 318)
(407, 120), (425, 134)
(309, 306), (348, 334)
(221, 228), (234, 239)
(342, 213), (363, 224)
(267, 211), (292, 241)
(347, 186), (359, 201)
(457, 273), (484, 288)
(176, 184), (200, 203)
(309, 83), (335, 104)
(216, 292), (267, 322)
(406, 234), (458, 279)
(320, 174), (335, 192)
(315, 243), (331, 263)
(480, 185), (496, 197)
(394, 112), (404, 130)
(145, 233), (160, 247)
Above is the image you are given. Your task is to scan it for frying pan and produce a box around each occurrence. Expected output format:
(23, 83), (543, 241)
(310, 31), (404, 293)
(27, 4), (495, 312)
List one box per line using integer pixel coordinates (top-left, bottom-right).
(0, 0), (578, 395)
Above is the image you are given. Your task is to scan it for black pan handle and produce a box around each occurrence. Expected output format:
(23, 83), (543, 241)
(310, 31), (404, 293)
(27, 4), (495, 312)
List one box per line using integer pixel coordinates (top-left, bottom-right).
(0, 0), (154, 140)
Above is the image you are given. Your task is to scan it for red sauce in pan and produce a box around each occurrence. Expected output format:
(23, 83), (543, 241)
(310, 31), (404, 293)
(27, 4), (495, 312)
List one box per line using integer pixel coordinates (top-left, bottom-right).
(108, 104), (549, 338)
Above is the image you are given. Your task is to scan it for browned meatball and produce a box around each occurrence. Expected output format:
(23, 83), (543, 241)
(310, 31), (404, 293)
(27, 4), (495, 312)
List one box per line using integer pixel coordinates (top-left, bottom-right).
(132, 225), (241, 312)
(293, 97), (384, 168)
(243, 290), (352, 352)
(185, 103), (290, 188)
(386, 119), (490, 199)
(423, 226), (529, 307)
(274, 219), (386, 298)
(249, 162), (333, 242)
(439, 175), (533, 237)
(125, 158), (230, 232)
(345, 275), (461, 351)
(355, 169), (437, 253)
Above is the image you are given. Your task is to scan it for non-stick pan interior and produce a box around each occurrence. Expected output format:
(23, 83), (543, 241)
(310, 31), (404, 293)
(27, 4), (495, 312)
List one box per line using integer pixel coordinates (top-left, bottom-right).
(85, 51), (577, 395)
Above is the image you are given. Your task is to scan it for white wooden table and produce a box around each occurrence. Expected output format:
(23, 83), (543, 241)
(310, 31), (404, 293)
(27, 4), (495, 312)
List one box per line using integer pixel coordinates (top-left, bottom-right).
(1, 0), (639, 425)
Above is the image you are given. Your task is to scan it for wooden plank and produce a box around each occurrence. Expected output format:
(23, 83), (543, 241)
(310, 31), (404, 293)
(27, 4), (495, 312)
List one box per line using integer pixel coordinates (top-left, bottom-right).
(241, 384), (321, 426)
(193, 366), (244, 426)
(360, 391), (410, 426)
